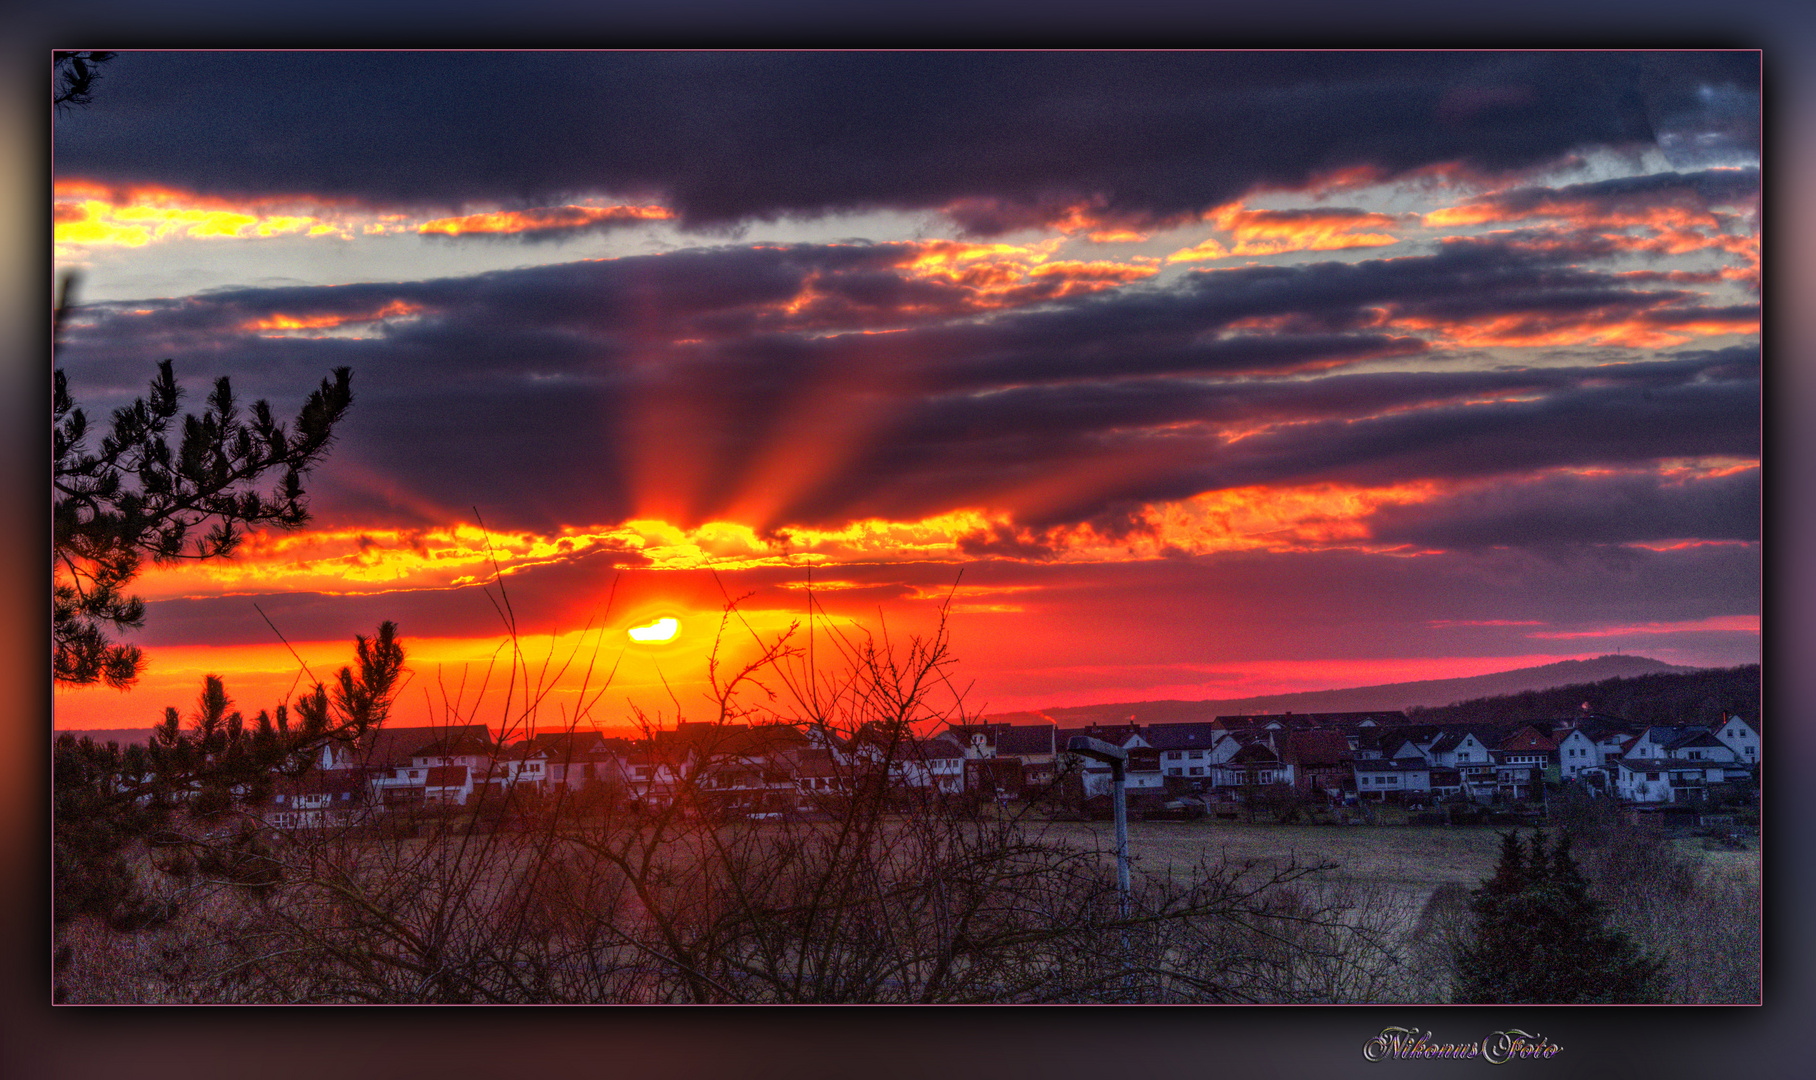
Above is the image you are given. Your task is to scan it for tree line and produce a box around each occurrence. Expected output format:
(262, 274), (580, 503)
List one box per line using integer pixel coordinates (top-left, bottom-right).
(1405, 665), (1759, 729)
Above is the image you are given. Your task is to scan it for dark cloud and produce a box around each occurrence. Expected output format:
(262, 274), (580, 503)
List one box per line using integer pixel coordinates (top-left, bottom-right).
(55, 52), (1758, 233)
(1363, 467), (1760, 549)
(56, 229), (1758, 537)
(1454, 167), (1759, 220)
(64, 237), (1743, 389)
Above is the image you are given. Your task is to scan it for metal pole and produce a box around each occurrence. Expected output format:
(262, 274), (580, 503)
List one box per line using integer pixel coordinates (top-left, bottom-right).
(1111, 759), (1129, 917)
(1065, 735), (1134, 999)
(1111, 758), (1132, 1000)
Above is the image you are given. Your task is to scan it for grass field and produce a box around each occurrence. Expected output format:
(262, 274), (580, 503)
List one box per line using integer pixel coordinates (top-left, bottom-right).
(1024, 817), (1760, 904)
(57, 810), (1760, 1003)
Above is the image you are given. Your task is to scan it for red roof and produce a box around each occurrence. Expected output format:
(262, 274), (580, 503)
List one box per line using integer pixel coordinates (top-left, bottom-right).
(1499, 726), (1558, 752)
(425, 765), (468, 787)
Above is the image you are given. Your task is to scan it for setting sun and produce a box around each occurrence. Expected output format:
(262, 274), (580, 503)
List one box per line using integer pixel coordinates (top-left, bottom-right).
(628, 616), (681, 643)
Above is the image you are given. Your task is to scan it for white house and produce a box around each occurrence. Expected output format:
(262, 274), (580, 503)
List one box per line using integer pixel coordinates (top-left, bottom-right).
(1614, 756), (1734, 803)
(265, 771), (370, 829)
(903, 738), (967, 794)
(1554, 729), (1601, 780)
(1058, 726), (1165, 800)
(1352, 759), (1433, 801)
(1209, 740), (1291, 794)
(1145, 722), (1225, 781)
(1665, 729), (1738, 764)
(1426, 731), (1491, 768)
(1713, 715), (1759, 766)
(423, 764), (472, 805)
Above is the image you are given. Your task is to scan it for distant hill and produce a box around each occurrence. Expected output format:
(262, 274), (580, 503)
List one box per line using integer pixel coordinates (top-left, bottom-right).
(984, 654), (1701, 727)
(1406, 664), (1758, 729)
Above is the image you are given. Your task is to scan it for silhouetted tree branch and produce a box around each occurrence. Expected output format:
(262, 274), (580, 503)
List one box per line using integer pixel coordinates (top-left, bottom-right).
(54, 51), (116, 109)
(54, 346), (353, 687)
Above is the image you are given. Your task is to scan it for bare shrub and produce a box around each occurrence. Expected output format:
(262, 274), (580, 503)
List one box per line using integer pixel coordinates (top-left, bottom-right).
(1579, 823), (1760, 1004)
(60, 589), (1444, 1004)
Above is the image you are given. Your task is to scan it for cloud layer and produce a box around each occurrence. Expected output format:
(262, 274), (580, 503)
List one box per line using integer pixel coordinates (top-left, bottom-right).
(56, 52), (1758, 231)
(51, 51), (1760, 720)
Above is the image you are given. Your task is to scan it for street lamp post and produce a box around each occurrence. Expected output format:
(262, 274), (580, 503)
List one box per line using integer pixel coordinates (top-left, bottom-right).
(1067, 736), (1130, 917)
(1069, 734), (1134, 999)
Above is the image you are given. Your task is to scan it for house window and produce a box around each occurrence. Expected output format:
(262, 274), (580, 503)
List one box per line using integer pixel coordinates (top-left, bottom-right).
(1188, 750), (1202, 760)
(1189, 767), (1203, 776)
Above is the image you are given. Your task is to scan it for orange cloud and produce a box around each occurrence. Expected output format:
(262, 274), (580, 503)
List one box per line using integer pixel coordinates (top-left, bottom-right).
(1168, 203), (1402, 262)
(124, 478), (1458, 608)
(937, 192), (1197, 243)
(241, 299), (425, 334)
(1165, 237), (1231, 263)
(955, 480), (1455, 563)
(417, 203), (673, 236)
(1422, 183), (1759, 278)
(1086, 228), (1150, 244)
(766, 240), (1159, 328)
(53, 179), (352, 249)
(52, 180), (675, 253)
(1389, 306), (1758, 350)
(1215, 204), (1403, 255)
(1654, 458), (1757, 483)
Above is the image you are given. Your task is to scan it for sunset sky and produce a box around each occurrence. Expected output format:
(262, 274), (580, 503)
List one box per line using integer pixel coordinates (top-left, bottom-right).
(50, 51), (1761, 734)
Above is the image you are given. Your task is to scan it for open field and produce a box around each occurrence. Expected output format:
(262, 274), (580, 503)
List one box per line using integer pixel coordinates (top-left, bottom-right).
(1024, 817), (1761, 905)
(56, 809), (1761, 1004)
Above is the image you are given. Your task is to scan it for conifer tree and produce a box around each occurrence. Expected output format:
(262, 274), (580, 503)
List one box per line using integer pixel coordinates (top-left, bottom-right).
(54, 355), (354, 688)
(54, 623), (406, 929)
(1452, 830), (1666, 1003)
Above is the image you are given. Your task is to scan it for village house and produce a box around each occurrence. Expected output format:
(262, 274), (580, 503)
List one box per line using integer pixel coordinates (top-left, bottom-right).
(422, 764), (471, 806)
(1493, 726), (1558, 801)
(519, 730), (628, 793)
(1213, 739), (1292, 795)
(1614, 755), (1734, 804)
(781, 746), (851, 807)
(264, 770), (370, 830)
(1144, 722), (1224, 787)
(1551, 727), (1602, 781)
(1714, 714), (1759, 765)
(1351, 758), (1433, 802)
(1056, 725), (1166, 805)
(1580, 722), (1643, 770)
(898, 735), (966, 795)
(995, 725), (1059, 789)
(1426, 731), (1499, 798)
(1279, 730), (1353, 803)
